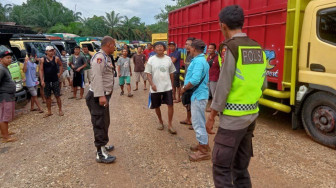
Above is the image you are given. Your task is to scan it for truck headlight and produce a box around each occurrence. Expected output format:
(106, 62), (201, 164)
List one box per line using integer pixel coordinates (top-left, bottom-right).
(16, 82), (23, 92)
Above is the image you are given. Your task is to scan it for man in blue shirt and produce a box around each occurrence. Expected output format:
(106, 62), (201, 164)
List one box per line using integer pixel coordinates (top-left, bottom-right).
(168, 42), (182, 103)
(181, 39), (210, 162)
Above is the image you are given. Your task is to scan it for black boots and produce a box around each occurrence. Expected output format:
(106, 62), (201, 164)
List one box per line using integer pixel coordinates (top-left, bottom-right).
(96, 146), (116, 164)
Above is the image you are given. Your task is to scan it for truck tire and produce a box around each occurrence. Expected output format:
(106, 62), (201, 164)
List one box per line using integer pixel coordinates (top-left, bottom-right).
(301, 91), (336, 148)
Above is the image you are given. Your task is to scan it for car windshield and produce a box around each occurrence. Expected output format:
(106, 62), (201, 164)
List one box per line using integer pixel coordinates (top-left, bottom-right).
(24, 42), (61, 58)
(92, 41), (101, 50)
(66, 42), (77, 54)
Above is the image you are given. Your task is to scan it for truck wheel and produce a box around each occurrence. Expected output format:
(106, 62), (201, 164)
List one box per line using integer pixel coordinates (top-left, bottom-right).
(302, 92), (336, 148)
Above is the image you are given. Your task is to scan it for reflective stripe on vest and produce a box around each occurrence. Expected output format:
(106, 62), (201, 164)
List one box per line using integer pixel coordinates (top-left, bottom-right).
(223, 46), (267, 116)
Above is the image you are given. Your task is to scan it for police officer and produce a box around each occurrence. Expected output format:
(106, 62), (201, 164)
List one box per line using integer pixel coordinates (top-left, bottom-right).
(86, 36), (116, 164)
(206, 5), (267, 187)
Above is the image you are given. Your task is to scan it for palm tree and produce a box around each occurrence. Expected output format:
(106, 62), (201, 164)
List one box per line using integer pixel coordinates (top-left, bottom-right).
(120, 16), (142, 40)
(104, 11), (123, 39)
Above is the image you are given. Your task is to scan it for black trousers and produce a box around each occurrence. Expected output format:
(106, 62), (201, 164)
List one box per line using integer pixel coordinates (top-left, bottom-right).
(212, 121), (256, 188)
(86, 90), (111, 148)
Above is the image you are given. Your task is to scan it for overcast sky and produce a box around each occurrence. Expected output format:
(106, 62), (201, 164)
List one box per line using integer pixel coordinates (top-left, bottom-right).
(3, 0), (176, 25)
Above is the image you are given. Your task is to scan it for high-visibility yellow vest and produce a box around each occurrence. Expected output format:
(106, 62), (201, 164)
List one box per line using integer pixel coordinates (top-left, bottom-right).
(221, 37), (267, 116)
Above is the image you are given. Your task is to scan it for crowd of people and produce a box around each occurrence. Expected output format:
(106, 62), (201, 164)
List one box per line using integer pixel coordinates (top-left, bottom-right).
(0, 5), (267, 187)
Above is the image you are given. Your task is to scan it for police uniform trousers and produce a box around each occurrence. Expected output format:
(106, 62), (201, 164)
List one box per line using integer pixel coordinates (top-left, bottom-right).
(212, 121), (256, 188)
(86, 90), (111, 148)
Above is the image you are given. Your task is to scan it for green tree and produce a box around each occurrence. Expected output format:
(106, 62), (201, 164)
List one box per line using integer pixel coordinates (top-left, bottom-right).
(120, 16), (142, 41)
(8, 0), (81, 32)
(83, 16), (108, 36)
(155, 0), (201, 22)
(0, 3), (12, 22)
(104, 11), (123, 39)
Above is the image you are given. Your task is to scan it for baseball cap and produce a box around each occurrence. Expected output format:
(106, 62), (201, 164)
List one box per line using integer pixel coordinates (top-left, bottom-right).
(0, 50), (13, 58)
(45, 46), (54, 51)
(168, 41), (176, 46)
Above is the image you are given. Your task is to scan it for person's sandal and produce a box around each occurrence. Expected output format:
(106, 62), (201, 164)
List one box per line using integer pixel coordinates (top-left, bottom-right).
(0, 131), (15, 138)
(157, 124), (164, 130)
(1, 137), (18, 143)
(168, 127), (177, 134)
(127, 93), (133, 97)
(120, 91), (124, 96)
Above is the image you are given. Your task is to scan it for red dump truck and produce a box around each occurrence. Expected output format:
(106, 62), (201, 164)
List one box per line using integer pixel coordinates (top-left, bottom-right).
(168, 0), (336, 147)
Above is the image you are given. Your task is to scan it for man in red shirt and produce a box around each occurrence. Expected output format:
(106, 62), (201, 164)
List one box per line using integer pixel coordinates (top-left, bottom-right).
(206, 43), (220, 112)
(143, 43), (154, 60)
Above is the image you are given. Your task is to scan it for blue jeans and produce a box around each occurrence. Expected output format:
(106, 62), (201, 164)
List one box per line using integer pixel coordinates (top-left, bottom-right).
(191, 99), (208, 145)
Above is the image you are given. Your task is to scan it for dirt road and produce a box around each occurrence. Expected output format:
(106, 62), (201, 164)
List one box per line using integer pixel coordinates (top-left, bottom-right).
(1, 83), (335, 188)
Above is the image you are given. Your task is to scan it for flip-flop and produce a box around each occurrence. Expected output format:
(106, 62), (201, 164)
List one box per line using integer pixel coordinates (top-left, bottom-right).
(43, 113), (53, 118)
(144, 88), (147, 90)
(30, 109), (38, 112)
(68, 96), (76, 99)
(180, 121), (192, 125)
(1, 137), (18, 143)
(133, 89), (138, 91)
(0, 131), (15, 138)
(168, 127), (177, 134)
(76, 98), (83, 100)
(39, 110), (44, 113)
(59, 111), (64, 116)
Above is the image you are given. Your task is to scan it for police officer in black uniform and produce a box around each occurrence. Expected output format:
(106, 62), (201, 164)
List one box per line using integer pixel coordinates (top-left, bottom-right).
(86, 36), (116, 164)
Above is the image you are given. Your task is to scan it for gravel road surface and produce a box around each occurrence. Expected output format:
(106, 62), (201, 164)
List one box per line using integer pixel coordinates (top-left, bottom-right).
(1, 82), (335, 188)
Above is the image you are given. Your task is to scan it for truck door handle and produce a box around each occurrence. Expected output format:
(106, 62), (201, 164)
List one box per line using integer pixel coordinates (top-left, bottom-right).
(310, 63), (326, 72)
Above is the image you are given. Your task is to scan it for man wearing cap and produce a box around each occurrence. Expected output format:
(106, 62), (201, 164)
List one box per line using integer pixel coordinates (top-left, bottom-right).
(145, 42), (177, 134)
(180, 39), (210, 161)
(86, 36), (116, 164)
(40, 46), (64, 118)
(168, 42), (181, 103)
(0, 50), (17, 143)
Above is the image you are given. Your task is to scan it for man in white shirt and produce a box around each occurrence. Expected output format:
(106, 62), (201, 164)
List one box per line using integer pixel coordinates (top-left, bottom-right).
(145, 42), (177, 134)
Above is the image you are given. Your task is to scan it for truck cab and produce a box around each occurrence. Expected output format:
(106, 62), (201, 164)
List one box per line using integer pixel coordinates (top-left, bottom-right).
(295, 0), (336, 147)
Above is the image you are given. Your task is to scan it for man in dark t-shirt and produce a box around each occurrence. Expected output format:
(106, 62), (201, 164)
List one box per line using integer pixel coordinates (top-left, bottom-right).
(69, 46), (86, 100)
(132, 46), (147, 91)
(168, 42), (181, 103)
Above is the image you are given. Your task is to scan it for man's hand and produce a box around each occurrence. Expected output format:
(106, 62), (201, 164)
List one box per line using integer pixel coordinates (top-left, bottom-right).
(76, 68), (81, 72)
(58, 73), (61, 78)
(99, 96), (108, 107)
(71, 65), (75, 69)
(118, 73), (121, 77)
(151, 84), (157, 92)
(41, 81), (45, 88)
(180, 87), (185, 95)
(206, 115), (216, 134)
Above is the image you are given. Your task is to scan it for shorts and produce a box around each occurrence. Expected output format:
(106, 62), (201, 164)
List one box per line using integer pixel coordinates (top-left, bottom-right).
(0, 101), (15, 122)
(27, 86), (38, 97)
(73, 71), (85, 88)
(60, 71), (70, 82)
(134, 72), (147, 82)
(173, 73), (180, 88)
(44, 81), (61, 97)
(84, 69), (92, 84)
(119, 76), (131, 85)
(150, 90), (173, 109)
